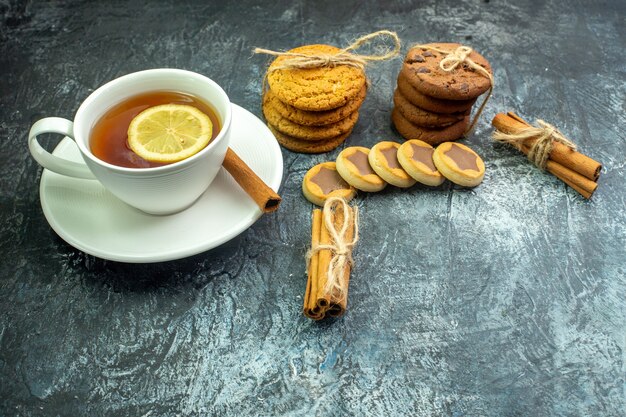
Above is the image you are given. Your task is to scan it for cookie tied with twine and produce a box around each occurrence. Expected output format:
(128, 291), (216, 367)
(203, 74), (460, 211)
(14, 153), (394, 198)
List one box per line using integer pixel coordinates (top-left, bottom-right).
(407, 43), (494, 135)
(303, 197), (359, 320)
(254, 30), (400, 111)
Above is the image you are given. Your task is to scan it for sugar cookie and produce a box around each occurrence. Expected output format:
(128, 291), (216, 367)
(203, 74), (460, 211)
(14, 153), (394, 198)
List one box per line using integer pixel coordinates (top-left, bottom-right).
(264, 87), (367, 126)
(336, 147), (386, 192)
(263, 101), (359, 141)
(267, 44), (366, 111)
(433, 142), (485, 187)
(368, 142), (416, 188)
(302, 162), (356, 206)
(268, 124), (351, 154)
(397, 140), (445, 186)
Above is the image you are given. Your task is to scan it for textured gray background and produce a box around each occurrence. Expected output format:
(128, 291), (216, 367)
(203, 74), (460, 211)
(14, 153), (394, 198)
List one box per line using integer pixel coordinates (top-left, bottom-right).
(1, 0), (625, 416)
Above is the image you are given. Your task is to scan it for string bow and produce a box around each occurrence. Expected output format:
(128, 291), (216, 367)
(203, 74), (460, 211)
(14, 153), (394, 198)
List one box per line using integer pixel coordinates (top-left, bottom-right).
(254, 30), (401, 73)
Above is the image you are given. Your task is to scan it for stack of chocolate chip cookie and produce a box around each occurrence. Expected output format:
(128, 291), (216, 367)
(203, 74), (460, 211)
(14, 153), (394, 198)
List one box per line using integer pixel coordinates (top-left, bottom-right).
(262, 44), (367, 153)
(392, 42), (492, 144)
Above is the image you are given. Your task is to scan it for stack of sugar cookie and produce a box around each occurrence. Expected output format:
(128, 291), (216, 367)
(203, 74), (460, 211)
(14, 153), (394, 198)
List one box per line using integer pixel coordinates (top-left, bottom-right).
(263, 44), (367, 153)
(392, 42), (492, 144)
(302, 141), (485, 206)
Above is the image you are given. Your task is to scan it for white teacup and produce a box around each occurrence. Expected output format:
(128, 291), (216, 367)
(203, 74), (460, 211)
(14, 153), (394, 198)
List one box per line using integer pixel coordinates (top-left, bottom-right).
(29, 69), (232, 215)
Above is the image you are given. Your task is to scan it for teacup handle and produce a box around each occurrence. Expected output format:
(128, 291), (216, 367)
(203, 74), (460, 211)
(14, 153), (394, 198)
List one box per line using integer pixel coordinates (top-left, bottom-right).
(29, 117), (95, 179)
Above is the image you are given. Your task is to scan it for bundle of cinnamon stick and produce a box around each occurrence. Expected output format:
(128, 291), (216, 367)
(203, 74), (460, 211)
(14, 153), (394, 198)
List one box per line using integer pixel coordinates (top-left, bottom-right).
(303, 197), (358, 320)
(492, 112), (602, 198)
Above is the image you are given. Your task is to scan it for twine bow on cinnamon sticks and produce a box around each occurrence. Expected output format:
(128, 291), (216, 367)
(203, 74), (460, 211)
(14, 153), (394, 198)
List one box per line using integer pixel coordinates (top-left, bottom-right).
(410, 44), (494, 135)
(304, 197), (359, 320)
(492, 112), (602, 198)
(493, 118), (577, 170)
(254, 30), (401, 73)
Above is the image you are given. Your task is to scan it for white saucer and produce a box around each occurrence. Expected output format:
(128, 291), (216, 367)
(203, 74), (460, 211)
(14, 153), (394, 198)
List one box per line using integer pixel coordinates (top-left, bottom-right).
(39, 103), (283, 263)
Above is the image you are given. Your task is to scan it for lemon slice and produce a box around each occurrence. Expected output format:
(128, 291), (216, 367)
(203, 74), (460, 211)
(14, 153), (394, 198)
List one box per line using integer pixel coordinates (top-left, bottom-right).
(127, 104), (213, 163)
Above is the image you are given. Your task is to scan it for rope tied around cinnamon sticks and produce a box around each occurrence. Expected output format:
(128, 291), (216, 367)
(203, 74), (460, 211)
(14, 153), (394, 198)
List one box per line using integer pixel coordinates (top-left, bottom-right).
(305, 197), (359, 299)
(254, 30), (401, 73)
(410, 44), (494, 135)
(492, 119), (577, 170)
(491, 112), (601, 199)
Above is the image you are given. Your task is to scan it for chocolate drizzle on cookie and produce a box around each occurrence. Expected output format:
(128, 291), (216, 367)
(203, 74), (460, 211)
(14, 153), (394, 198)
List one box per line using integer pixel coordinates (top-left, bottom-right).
(347, 150), (376, 176)
(381, 147), (401, 169)
(311, 167), (351, 194)
(410, 143), (436, 171)
(444, 143), (479, 171)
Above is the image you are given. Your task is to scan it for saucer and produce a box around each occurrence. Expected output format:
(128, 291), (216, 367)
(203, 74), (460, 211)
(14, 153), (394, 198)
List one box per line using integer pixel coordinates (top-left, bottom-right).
(39, 103), (283, 263)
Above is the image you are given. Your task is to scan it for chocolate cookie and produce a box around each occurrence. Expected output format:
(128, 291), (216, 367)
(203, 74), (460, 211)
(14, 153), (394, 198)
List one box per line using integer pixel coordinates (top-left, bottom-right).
(263, 101), (358, 141)
(264, 86), (367, 126)
(393, 89), (467, 127)
(433, 142), (485, 187)
(336, 146), (386, 192)
(268, 124), (351, 154)
(403, 43), (492, 101)
(392, 108), (469, 145)
(302, 161), (356, 206)
(267, 44), (367, 111)
(368, 141), (416, 188)
(397, 140), (445, 186)
(397, 71), (476, 114)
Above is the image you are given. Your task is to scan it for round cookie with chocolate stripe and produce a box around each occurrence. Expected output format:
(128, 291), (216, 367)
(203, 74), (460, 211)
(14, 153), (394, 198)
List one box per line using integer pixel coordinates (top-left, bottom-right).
(397, 71), (476, 114)
(263, 102), (359, 141)
(264, 86), (367, 126)
(392, 108), (469, 145)
(397, 140), (445, 186)
(433, 142), (485, 187)
(403, 43), (492, 101)
(268, 124), (351, 154)
(368, 141), (416, 188)
(393, 89), (467, 127)
(267, 44), (367, 111)
(302, 162), (357, 206)
(336, 146), (386, 192)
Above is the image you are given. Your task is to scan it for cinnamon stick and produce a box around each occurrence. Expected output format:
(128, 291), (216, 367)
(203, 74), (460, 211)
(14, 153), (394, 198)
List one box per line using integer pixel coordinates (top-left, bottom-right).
(315, 213), (333, 311)
(493, 113), (602, 180)
(545, 159), (596, 199)
(492, 113), (599, 198)
(323, 205), (354, 318)
(304, 209), (323, 319)
(222, 148), (282, 213)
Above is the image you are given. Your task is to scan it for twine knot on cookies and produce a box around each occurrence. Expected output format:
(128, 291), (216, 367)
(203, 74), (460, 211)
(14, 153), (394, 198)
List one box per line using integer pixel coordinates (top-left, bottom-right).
(254, 30), (401, 73)
(440, 46), (472, 69)
(305, 197), (359, 298)
(411, 43), (494, 136)
(492, 119), (577, 170)
(411, 44), (493, 86)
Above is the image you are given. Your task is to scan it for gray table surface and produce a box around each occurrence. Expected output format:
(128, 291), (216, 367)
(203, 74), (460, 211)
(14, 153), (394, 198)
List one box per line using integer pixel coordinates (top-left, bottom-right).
(1, 0), (625, 416)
